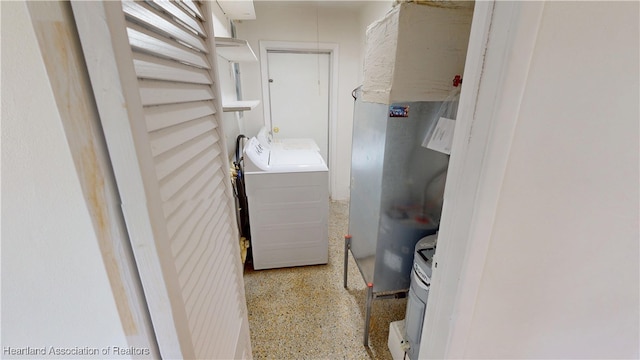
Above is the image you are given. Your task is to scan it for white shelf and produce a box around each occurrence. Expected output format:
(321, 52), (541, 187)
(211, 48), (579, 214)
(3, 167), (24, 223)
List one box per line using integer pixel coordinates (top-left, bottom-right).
(222, 100), (260, 112)
(217, 0), (256, 20)
(215, 37), (257, 63)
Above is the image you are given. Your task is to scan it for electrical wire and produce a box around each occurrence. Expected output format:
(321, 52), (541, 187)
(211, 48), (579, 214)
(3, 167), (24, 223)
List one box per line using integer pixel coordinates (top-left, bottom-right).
(352, 85), (362, 100)
(233, 135), (251, 241)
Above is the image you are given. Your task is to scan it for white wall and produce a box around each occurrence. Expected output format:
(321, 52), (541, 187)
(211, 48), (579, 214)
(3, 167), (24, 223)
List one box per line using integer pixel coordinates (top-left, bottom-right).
(426, 1), (639, 358)
(236, 1), (365, 200)
(357, 1), (394, 85)
(465, 2), (639, 357)
(212, 3), (243, 158)
(1, 2), (133, 356)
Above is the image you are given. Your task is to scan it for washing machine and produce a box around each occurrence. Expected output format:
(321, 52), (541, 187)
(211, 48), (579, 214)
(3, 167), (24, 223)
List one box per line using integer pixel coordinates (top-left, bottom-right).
(243, 137), (329, 270)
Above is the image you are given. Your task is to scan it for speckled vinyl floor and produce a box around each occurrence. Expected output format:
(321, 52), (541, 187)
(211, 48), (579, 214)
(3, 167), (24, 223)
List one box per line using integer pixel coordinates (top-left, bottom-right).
(243, 201), (406, 360)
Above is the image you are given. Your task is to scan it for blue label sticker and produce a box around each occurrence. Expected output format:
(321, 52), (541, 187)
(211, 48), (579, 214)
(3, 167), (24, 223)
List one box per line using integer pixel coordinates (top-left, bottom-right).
(389, 106), (409, 117)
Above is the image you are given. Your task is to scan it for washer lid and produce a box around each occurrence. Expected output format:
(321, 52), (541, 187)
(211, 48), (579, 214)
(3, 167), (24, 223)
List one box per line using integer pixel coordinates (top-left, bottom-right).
(268, 149), (328, 172)
(272, 138), (320, 152)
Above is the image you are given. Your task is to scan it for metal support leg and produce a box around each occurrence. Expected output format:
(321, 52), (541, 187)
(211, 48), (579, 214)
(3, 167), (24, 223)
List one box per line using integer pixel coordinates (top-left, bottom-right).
(343, 235), (351, 289)
(364, 282), (373, 346)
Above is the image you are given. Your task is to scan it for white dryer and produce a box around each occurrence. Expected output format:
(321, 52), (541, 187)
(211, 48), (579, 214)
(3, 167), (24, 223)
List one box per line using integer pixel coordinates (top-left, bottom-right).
(243, 137), (328, 270)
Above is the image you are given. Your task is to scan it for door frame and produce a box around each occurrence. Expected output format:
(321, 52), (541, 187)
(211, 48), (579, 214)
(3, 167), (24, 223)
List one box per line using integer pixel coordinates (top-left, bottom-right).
(419, 1), (545, 358)
(259, 40), (339, 197)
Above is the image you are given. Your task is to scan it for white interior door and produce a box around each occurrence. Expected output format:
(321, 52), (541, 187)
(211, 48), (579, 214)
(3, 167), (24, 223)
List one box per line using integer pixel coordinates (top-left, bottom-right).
(73, 1), (252, 358)
(267, 51), (330, 164)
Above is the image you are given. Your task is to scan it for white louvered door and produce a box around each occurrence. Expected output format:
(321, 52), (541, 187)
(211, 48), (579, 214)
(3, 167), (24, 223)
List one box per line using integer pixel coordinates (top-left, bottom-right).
(72, 1), (252, 358)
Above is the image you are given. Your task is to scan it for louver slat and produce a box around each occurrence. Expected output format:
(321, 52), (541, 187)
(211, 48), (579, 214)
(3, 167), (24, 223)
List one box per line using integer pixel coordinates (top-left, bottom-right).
(162, 166), (223, 218)
(127, 23), (209, 68)
(145, 101), (216, 132)
(154, 130), (215, 180)
(179, 0), (204, 20)
(179, 202), (226, 305)
(148, 116), (216, 157)
(133, 52), (212, 84)
(183, 212), (225, 316)
(138, 80), (214, 106)
(158, 149), (220, 202)
(150, 0), (206, 37)
(123, 0), (207, 52)
(177, 196), (224, 278)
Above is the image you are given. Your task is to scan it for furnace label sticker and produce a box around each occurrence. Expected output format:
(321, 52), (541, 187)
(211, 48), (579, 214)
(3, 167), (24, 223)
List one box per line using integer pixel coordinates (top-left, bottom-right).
(389, 106), (409, 117)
